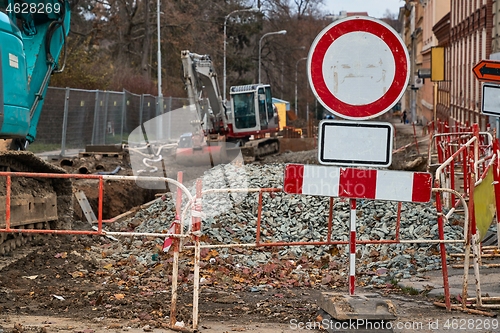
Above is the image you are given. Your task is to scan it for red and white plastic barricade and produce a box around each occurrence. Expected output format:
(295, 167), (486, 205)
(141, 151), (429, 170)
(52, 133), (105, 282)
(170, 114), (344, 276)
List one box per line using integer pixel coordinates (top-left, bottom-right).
(284, 164), (432, 202)
(284, 163), (433, 295)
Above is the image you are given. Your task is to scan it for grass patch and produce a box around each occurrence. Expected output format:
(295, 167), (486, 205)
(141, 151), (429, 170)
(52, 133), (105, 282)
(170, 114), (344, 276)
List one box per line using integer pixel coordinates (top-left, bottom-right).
(28, 143), (62, 153)
(400, 286), (420, 296)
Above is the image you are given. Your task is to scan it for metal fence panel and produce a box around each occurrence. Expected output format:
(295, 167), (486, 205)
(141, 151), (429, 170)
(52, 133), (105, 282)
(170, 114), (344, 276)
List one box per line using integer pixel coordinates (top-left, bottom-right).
(65, 89), (98, 148)
(123, 90), (142, 140)
(33, 87), (191, 155)
(36, 87), (66, 146)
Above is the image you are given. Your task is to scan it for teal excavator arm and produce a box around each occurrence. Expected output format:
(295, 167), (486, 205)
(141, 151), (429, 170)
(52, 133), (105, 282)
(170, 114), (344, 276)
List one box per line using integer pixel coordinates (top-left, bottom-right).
(0, 0), (70, 149)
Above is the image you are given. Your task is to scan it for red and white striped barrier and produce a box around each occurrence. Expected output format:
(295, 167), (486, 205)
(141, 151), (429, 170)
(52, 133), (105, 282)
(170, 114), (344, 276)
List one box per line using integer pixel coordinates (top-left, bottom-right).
(349, 199), (356, 295)
(284, 164), (432, 203)
(284, 163), (433, 295)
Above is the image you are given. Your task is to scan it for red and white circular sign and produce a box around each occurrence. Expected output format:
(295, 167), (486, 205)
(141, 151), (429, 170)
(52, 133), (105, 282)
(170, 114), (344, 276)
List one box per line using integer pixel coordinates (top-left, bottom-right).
(308, 16), (410, 120)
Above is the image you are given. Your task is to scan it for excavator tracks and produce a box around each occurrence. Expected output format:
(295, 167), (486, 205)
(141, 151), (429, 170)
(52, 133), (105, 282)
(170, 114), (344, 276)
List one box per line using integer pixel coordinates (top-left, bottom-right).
(241, 138), (281, 162)
(0, 151), (73, 254)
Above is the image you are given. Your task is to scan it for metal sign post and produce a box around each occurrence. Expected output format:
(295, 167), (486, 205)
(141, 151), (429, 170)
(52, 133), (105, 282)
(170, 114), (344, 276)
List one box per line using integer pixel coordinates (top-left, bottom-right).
(307, 16), (409, 297)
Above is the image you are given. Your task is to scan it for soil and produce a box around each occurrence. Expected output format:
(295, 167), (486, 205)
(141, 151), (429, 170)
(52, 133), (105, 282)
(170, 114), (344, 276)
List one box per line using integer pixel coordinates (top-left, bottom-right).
(0, 118), (492, 332)
(0, 235), (496, 333)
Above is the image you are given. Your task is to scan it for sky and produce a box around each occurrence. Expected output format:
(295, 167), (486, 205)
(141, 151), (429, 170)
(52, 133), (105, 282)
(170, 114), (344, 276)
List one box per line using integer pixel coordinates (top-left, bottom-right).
(322, 0), (404, 19)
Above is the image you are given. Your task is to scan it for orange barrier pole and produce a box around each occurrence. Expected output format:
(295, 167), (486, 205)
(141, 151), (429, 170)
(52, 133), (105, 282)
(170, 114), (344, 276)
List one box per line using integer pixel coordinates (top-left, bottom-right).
(468, 152), (481, 306)
(97, 177), (103, 233)
(493, 139), (500, 248)
(256, 190), (263, 246)
(192, 179), (202, 331)
(170, 171), (183, 328)
(436, 135), (444, 163)
(5, 175), (10, 231)
(463, 143), (469, 196)
(434, 177), (451, 311)
(449, 140), (456, 205)
(412, 122), (420, 154)
(396, 202), (402, 242)
(327, 197), (333, 242)
(349, 199), (357, 295)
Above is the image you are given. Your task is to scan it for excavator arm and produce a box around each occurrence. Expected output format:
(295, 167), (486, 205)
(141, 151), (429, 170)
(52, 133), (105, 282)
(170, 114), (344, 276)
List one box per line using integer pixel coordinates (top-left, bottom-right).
(180, 50), (227, 133)
(0, 0), (70, 148)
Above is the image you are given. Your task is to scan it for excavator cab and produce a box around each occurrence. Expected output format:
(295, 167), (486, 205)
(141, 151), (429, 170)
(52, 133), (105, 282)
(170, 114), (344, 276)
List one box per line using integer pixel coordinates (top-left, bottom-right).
(177, 51), (280, 165)
(230, 84), (279, 136)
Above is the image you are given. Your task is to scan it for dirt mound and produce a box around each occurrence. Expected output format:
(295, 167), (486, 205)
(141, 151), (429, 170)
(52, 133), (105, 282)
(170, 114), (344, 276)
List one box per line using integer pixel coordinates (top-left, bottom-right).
(50, 151), (162, 221)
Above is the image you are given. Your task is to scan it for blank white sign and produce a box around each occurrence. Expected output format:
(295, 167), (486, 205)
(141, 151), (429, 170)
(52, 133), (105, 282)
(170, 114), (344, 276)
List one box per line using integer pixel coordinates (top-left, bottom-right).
(482, 83), (500, 116)
(318, 120), (393, 167)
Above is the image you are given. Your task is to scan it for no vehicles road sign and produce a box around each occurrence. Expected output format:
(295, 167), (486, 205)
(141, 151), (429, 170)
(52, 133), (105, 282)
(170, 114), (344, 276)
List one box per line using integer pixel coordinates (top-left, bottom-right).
(308, 16), (410, 120)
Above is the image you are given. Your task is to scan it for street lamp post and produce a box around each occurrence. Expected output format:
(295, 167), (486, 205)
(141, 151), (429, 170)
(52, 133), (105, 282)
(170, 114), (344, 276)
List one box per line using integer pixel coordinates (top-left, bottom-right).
(258, 30), (286, 83)
(295, 57), (307, 117)
(156, 0), (164, 139)
(223, 7), (259, 101)
(157, 0), (162, 100)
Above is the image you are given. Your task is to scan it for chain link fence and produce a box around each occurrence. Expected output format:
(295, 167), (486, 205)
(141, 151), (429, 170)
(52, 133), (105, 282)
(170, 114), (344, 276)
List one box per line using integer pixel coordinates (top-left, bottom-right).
(34, 87), (191, 155)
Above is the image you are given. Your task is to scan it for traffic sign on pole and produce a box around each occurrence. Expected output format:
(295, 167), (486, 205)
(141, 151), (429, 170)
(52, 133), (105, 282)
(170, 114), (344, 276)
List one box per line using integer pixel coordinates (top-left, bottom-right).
(318, 120), (393, 167)
(481, 83), (500, 116)
(473, 59), (500, 83)
(308, 16), (410, 120)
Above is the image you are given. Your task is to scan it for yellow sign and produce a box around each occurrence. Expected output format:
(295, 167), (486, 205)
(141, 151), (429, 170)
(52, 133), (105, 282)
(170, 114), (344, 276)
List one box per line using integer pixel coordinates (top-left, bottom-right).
(431, 47), (445, 82)
(473, 168), (496, 241)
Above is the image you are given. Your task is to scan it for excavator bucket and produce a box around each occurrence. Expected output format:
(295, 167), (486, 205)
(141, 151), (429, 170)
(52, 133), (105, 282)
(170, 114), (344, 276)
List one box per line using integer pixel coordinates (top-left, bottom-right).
(176, 142), (227, 166)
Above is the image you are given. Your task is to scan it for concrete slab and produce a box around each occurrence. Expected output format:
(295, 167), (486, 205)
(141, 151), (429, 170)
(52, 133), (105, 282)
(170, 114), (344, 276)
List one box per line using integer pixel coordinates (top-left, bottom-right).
(318, 292), (397, 321)
(318, 309), (394, 333)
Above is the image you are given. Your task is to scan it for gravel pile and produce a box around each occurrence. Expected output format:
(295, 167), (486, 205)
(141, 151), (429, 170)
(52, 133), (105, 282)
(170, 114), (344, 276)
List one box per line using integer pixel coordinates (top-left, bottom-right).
(112, 162), (467, 287)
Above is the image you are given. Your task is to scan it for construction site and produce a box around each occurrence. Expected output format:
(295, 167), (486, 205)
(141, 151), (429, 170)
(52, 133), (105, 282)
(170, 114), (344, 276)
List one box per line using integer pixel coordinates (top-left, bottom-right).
(0, 111), (497, 333)
(1, 1), (500, 332)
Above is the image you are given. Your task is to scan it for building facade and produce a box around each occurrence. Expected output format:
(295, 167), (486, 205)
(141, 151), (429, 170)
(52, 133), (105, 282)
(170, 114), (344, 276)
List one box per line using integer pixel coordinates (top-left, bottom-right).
(449, 0), (492, 129)
(420, 0), (451, 124)
(400, 0), (494, 131)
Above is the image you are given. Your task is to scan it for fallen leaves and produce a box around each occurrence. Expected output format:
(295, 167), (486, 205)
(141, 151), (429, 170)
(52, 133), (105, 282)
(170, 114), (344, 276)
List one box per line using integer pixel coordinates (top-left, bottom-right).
(102, 263), (113, 270)
(70, 271), (85, 278)
(113, 293), (125, 300)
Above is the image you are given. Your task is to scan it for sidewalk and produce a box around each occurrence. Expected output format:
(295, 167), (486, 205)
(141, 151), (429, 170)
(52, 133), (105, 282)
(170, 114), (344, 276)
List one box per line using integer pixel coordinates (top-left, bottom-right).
(390, 117), (431, 154)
